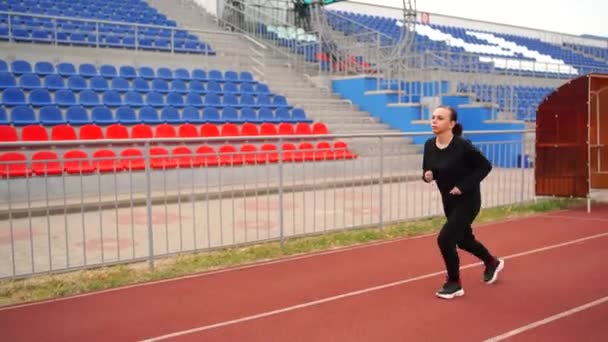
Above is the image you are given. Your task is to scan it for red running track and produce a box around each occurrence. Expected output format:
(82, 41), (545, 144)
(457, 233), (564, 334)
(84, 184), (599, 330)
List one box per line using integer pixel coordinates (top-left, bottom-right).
(1, 205), (607, 342)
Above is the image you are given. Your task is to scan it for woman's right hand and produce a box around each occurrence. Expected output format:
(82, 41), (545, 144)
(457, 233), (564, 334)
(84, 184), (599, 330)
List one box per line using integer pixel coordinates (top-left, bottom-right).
(423, 170), (433, 182)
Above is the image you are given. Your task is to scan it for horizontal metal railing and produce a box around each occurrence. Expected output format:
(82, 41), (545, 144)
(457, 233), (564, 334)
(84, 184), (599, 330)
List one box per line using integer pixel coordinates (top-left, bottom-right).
(0, 130), (538, 279)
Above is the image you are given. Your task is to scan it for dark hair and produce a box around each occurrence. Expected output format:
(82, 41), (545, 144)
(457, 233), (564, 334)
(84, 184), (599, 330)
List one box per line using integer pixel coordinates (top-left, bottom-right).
(438, 105), (463, 137)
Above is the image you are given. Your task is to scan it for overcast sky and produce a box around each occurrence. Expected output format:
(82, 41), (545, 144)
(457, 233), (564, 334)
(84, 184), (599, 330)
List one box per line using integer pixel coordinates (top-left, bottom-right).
(345, 0), (607, 38)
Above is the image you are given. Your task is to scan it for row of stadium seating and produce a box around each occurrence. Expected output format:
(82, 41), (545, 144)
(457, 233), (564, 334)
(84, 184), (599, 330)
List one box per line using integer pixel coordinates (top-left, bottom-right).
(0, 122), (329, 141)
(1, 0), (215, 54)
(0, 106), (312, 125)
(327, 10), (608, 75)
(0, 60), (255, 82)
(0, 141), (357, 177)
(1, 89), (292, 109)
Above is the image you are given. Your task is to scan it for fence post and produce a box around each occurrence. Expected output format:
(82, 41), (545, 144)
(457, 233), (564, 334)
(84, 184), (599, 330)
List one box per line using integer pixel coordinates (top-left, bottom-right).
(379, 136), (384, 230)
(278, 137), (285, 249)
(144, 141), (155, 269)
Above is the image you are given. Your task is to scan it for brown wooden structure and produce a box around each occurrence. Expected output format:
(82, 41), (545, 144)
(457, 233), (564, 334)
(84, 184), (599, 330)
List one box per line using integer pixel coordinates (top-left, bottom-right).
(535, 73), (608, 199)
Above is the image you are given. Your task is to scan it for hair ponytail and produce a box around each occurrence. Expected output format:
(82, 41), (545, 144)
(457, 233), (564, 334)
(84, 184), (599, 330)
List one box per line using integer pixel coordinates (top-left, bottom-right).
(452, 122), (463, 136)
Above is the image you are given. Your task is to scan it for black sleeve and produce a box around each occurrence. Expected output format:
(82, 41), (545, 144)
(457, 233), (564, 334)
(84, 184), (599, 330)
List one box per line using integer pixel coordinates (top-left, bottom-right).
(456, 139), (492, 192)
(421, 138), (432, 183)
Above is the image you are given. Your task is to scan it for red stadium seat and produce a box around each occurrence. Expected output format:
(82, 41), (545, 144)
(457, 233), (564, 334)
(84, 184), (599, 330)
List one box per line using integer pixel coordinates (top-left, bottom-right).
(298, 142), (315, 161)
(259, 123), (277, 136)
(63, 150), (96, 174)
(278, 123), (294, 135)
(0, 125), (18, 142)
(240, 123), (258, 137)
(281, 143), (300, 162)
(106, 124), (129, 140)
(200, 123), (220, 138)
(334, 141), (356, 159)
(173, 146), (198, 167)
(22, 125), (48, 141)
(155, 123), (176, 138)
(32, 151), (63, 176)
(93, 149), (122, 173)
(79, 124), (103, 140)
(131, 124), (153, 139)
(178, 123), (198, 138)
(240, 144), (258, 165)
(51, 124), (77, 141)
(0, 152), (32, 178)
(150, 147), (177, 169)
(259, 144), (279, 163)
(295, 123), (312, 135)
(120, 148), (145, 170)
(312, 122), (329, 135)
(220, 123), (239, 137)
(218, 144), (242, 166)
(315, 141), (334, 160)
(195, 145), (219, 167)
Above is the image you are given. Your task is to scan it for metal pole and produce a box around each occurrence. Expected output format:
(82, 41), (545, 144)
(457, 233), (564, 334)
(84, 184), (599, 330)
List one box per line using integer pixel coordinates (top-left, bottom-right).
(144, 142), (155, 268)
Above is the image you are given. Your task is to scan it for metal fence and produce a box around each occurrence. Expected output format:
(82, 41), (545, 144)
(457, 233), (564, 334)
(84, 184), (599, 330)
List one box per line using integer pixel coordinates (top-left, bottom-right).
(0, 130), (536, 279)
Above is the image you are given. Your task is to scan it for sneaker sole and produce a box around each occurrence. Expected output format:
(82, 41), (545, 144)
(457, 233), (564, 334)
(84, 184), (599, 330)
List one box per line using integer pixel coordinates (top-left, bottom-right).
(436, 289), (465, 299)
(485, 259), (505, 284)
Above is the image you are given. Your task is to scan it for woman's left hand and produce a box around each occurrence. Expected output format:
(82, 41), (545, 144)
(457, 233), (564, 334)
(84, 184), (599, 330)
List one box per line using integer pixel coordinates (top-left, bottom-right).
(449, 187), (462, 195)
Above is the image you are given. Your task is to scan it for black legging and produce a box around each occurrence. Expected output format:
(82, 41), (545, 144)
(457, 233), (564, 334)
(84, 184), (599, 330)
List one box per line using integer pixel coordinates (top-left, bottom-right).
(437, 192), (495, 282)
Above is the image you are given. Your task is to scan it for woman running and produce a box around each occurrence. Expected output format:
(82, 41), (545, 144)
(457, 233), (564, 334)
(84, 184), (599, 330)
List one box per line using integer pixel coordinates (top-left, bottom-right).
(422, 105), (504, 299)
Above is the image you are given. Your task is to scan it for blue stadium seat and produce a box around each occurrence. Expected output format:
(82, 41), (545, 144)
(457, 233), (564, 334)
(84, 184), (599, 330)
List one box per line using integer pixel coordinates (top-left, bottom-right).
(40, 106), (65, 125)
(55, 89), (77, 107)
(258, 108), (278, 123)
(91, 76), (109, 92)
(111, 78), (131, 93)
(160, 107), (182, 124)
(92, 106), (115, 125)
(68, 76), (88, 92)
(0, 107), (8, 124)
(222, 107), (242, 123)
(166, 92), (184, 107)
(223, 93), (239, 108)
(202, 107), (222, 123)
(185, 93), (203, 108)
(0, 72), (16, 89)
(152, 79), (169, 93)
(79, 63), (98, 78)
(208, 70), (223, 82)
(133, 78), (150, 93)
(11, 60), (32, 75)
(182, 106), (203, 123)
(66, 106), (90, 125)
(0, 60), (7, 72)
(116, 106), (140, 124)
(275, 108), (293, 123)
(100, 65), (117, 78)
(174, 68), (190, 81)
(34, 62), (55, 76)
(45, 74), (65, 91)
(240, 94), (256, 108)
(146, 92), (165, 108)
(223, 82), (239, 94)
(292, 108), (312, 123)
(11, 106), (38, 125)
(58, 63), (77, 77)
(204, 92), (222, 108)
(191, 69), (207, 81)
(241, 108), (258, 123)
(125, 91), (144, 107)
(103, 90), (122, 107)
(119, 66), (137, 79)
(157, 67), (173, 80)
(207, 81), (222, 93)
(2, 87), (27, 106)
(20, 73), (42, 90)
(29, 88), (53, 107)
(189, 81), (205, 94)
(79, 90), (101, 107)
(139, 106), (162, 124)
(138, 67), (155, 80)
(171, 80), (188, 94)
